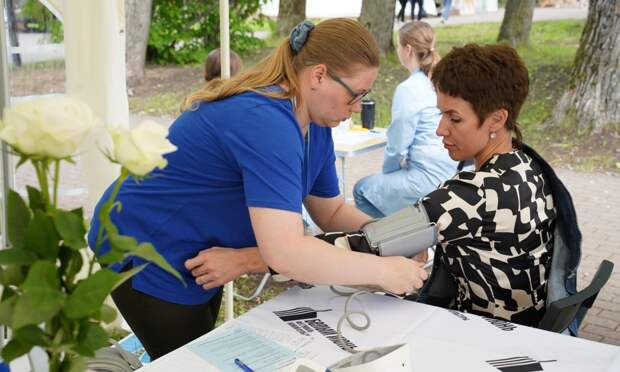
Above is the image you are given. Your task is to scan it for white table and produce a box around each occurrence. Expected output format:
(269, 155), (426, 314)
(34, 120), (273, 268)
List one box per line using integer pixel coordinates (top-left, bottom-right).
(332, 128), (387, 201)
(141, 285), (620, 372)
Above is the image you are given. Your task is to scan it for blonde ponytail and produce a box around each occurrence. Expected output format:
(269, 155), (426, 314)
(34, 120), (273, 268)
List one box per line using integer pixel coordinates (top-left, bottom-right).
(181, 18), (380, 112)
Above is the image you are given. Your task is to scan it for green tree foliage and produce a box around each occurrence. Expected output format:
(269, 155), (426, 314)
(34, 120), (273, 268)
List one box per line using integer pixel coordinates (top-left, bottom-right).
(148, 0), (264, 65)
(21, 0), (63, 42)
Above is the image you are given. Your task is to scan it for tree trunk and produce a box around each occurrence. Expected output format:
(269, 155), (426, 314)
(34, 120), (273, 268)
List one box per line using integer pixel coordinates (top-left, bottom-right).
(277, 0), (306, 37)
(359, 0), (396, 56)
(497, 0), (535, 47)
(125, 0), (153, 86)
(551, 0), (620, 134)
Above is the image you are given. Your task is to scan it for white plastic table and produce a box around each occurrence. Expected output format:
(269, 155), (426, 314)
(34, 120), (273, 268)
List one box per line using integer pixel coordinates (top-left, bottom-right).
(332, 128), (387, 201)
(141, 285), (620, 372)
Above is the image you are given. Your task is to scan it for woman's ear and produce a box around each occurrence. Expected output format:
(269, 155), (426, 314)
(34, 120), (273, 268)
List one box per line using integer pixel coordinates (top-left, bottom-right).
(487, 108), (508, 132)
(406, 44), (414, 58)
(309, 64), (327, 90)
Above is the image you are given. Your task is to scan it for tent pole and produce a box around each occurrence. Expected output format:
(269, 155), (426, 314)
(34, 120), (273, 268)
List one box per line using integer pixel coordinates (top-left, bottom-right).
(220, 0), (235, 323)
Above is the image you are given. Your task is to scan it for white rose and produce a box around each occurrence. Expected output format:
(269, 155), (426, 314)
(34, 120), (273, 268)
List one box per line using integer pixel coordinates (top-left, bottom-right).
(110, 120), (177, 176)
(0, 96), (96, 159)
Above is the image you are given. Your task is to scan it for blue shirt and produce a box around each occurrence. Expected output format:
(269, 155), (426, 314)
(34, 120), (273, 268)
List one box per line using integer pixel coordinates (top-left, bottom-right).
(383, 69), (454, 178)
(355, 69), (457, 215)
(88, 91), (339, 305)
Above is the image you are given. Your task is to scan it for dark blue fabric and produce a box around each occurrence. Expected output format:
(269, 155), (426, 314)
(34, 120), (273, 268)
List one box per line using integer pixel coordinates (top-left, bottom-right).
(88, 91), (339, 305)
(522, 144), (582, 335)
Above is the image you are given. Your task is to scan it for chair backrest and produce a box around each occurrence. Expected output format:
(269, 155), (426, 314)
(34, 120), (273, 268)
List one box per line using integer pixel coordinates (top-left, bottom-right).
(538, 259), (614, 334)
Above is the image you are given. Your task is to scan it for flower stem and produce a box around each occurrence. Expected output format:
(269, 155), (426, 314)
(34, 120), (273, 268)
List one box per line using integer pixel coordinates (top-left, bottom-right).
(52, 159), (60, 209)
(48, 351), (62, 372)
(89, 168), (129, 275)
(34, 160), (51, 208)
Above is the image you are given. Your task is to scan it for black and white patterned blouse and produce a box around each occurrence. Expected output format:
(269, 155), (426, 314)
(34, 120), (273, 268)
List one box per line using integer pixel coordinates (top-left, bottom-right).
(421, 150), (556, 326)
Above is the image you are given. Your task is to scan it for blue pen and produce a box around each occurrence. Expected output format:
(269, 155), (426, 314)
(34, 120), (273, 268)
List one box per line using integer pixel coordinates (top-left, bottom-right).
(234, 358), (254, 372)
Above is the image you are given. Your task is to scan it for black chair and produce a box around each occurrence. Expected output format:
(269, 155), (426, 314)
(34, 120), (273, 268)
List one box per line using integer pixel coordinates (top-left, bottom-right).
(538, 259), (614, 334)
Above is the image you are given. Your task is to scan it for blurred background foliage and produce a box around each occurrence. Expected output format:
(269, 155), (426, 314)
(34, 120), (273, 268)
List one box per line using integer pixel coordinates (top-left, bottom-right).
(147, 0), (266, 64)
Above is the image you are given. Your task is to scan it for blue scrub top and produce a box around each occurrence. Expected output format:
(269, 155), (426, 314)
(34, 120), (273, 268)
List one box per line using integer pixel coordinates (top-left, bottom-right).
(88, 91), (339, 305)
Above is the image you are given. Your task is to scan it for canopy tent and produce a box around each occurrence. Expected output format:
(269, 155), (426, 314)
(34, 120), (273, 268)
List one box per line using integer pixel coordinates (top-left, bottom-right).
(0, 2), (237, 368)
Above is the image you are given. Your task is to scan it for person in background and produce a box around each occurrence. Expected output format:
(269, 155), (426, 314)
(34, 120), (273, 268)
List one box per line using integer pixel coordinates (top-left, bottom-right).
(440, 0), (453, 24)
(353, 21), (457, 218)
(411, 0), (426, 20)
(88, 19), (428, 360)
(397, 0), (408, 23)
(204, 47), (243, 82)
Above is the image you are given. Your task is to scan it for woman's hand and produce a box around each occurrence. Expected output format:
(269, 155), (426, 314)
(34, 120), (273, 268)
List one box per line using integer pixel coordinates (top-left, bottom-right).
(184, 247), (267, 290)
(378, 256), (428, 294)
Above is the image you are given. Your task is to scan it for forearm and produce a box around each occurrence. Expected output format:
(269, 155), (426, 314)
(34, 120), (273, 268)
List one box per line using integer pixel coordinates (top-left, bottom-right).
(265, 235), (384, 286)
(321, 202), (371, 232)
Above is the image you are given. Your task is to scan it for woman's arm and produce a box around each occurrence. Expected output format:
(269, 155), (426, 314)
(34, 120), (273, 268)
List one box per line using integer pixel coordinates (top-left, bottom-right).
(250, 207), (427, 294)
(304, 194), (371, 232)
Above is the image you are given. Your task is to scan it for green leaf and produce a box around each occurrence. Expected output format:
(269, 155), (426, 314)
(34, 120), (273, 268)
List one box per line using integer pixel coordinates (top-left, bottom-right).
(0, 295), (17, 326)
(13, 261), (64, 329)
(60, 355), (87, 372)
(63, 269), (120, 319)
(70, 207), (84, 219)
(14, 324), (50, 346)
(53, 209), (87, 250)
(59, 247), (83, 285)
(112, 264), (147, 292)
(25, 210), (59, 260)
(26, 186), (45, 211)
(94, 303), (118, 324)
(0, 338), (31, 362)
(130, 242), (186, 286)
(97, 248), (125, 265)
(15, 155), (29, 169)
(1, 265), (25, 286)
(75, 322), (109, 356)
(1, 285), (16, 300)
(0, 248), (37, 266)
(108, 234), (138, 251)
(7, 189), (31, 250)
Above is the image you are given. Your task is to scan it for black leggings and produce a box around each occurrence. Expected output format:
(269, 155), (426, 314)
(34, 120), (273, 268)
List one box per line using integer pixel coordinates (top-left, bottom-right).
(111, 269), (222, 360)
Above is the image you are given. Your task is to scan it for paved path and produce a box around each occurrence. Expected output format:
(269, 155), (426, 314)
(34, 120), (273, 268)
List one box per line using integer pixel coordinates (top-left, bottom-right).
(420, 5), (588, 27)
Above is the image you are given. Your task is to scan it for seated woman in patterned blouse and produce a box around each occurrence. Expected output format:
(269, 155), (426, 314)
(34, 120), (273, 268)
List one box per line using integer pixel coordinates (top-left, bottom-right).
(415, 43), (556, 327)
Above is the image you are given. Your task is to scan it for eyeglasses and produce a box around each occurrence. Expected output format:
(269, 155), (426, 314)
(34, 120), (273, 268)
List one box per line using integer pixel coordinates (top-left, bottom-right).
(327, 71), (371, 105)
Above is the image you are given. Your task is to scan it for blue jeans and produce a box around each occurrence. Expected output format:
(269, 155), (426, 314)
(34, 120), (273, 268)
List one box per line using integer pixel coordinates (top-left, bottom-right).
(353, 179), (386, 219)
(442, 0), (452, 20)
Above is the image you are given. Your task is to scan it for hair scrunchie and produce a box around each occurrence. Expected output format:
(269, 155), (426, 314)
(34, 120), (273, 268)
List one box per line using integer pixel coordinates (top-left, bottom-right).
(289, 20), (315, 54)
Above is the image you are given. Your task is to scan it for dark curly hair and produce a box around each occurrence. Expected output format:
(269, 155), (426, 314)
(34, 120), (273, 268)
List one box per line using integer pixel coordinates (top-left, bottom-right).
(431, 43), (529, 147)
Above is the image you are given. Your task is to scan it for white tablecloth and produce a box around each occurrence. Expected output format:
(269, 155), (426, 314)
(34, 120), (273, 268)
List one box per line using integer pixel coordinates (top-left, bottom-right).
(142, 285), (620, 372)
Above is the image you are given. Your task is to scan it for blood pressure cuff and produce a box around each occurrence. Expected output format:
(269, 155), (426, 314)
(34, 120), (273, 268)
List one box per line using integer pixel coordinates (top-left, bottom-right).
(314, 204), (437, 258)
(268, 204), (438, 275)
(360, 204), (438, 257)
